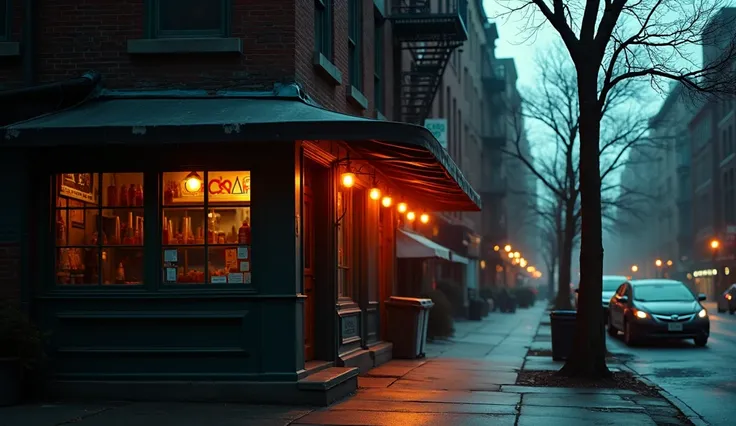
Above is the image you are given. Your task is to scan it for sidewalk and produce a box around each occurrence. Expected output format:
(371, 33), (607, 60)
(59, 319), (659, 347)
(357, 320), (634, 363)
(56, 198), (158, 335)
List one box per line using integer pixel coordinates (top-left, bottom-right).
(0, 302), (692, 425)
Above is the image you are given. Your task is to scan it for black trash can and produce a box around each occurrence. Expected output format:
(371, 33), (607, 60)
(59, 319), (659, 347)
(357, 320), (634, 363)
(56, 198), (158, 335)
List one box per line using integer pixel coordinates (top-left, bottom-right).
(550, 310), (577, 361)
(386, 297), (435, 359)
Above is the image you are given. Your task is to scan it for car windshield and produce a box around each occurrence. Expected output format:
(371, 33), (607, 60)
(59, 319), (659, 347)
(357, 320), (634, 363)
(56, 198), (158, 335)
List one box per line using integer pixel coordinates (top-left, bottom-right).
(634, 284), (694, 302)
(603, 278), (624, 292)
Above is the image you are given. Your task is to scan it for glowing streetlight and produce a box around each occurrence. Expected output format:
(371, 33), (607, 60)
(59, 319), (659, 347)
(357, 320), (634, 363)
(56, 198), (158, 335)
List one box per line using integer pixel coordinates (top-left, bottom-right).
(655, 259), (663, 267)
(493, 245), (500, 252)
(504, 244), (512, 252)
(666, 260), (673, 266)
(513, 252), (520, 259)
(710, 239), (720, 250)
(631, 265), (639, 273)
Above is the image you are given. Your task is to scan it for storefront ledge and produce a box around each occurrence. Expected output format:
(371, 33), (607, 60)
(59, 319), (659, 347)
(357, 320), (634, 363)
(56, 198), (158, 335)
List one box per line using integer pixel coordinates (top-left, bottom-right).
(48, 377), (354, 406)
(313, 52), (342, 85)
(127, 38), (243, 54)
(346, 85), (368, 110)
(0, 42), (20, 57)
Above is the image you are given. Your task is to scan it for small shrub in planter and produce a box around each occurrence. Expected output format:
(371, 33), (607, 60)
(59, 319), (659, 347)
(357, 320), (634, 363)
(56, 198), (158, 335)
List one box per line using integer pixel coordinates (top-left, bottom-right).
(420, 290), (455, 339)
(0, 303), (46, 406)
(513, 287), (535, 308)
(435, 280), (465, 317)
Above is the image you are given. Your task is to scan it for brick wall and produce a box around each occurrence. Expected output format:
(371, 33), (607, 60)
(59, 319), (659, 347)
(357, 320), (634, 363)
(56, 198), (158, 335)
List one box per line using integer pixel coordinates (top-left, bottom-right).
(1, 1), (390, 117)
(13, 1), (296, 89)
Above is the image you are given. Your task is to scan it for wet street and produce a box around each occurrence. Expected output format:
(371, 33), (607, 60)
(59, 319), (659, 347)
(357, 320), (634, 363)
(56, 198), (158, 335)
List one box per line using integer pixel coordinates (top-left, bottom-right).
(608, 302), (736, 425)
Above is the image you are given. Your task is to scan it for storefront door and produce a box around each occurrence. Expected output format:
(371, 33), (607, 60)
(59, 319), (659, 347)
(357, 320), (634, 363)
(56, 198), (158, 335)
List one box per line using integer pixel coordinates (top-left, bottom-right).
(304, 170), (316, 361)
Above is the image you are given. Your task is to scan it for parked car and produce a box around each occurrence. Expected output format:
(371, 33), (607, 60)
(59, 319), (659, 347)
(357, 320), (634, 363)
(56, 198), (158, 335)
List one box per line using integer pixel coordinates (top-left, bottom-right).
(717, 284), (736, 314)
(607, 279), (709, 347)
(573, 276), (626, 323)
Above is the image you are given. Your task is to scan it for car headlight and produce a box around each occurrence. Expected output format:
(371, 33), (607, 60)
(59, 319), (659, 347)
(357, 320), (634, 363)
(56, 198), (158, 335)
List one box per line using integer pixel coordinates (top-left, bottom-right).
(698, 309), (707, 318)
(634, 309), (648, 319)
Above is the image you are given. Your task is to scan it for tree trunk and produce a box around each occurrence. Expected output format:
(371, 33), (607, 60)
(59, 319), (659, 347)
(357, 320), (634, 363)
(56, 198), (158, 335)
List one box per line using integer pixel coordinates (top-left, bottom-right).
(555, 201), (575, 310)
(559, 64), (610, 379)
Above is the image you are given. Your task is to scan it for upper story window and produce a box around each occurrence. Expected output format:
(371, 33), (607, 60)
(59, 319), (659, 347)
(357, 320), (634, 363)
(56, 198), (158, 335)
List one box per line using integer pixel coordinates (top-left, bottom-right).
(348, 0), (363, 90)
(315, 0), (333, 59)
(149, 0), (230, 38)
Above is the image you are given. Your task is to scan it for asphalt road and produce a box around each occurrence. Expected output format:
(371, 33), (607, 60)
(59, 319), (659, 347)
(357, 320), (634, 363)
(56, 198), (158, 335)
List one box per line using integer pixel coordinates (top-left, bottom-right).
(607, 302), (736, 426)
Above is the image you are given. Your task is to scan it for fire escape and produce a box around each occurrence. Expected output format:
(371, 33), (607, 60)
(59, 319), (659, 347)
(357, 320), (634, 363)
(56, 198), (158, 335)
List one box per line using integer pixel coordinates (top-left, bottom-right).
(389, 1), (468, 124)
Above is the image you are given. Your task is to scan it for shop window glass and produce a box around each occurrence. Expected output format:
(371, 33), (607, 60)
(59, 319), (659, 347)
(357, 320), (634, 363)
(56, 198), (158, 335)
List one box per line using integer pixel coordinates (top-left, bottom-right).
(54, 173), (144, 285)
(161, 170), (251, 285)
(337, 190), (352, 297)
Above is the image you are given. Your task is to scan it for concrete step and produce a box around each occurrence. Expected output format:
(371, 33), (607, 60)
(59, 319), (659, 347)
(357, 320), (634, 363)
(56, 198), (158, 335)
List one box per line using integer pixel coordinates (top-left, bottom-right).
(297, 367), (359, 406)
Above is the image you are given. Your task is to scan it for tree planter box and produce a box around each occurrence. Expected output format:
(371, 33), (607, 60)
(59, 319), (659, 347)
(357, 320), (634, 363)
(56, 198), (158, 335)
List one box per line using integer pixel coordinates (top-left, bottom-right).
(0, 358), (22, 406)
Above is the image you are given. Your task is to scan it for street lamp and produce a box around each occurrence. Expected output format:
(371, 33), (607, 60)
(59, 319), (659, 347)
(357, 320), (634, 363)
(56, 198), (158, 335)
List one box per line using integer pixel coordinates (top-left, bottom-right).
(504, 244), (512, 252)
(710, 239), (720, 250)
(631, 265), (638, 273)
(666, 260), (673, 266)
(655, 259), (662, 267)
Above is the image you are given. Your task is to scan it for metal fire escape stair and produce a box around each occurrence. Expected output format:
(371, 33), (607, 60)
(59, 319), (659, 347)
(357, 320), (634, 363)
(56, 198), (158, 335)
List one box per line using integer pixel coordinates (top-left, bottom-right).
(390, 1), (468, 125)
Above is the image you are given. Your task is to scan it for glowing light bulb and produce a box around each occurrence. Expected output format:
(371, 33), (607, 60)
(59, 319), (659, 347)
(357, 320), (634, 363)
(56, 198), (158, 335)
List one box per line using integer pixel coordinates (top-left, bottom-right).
(397, 202), (408, 213)
(504, 245), (512, 252)
(381, 196), (392, 208)
(341, 172), (356, 188)
(493, 245), (500, 251)
(184, 172), (202, 193)
(406, 211), (416, 221)
(369, 188), (381, 200)
(420, 213), (430, 224)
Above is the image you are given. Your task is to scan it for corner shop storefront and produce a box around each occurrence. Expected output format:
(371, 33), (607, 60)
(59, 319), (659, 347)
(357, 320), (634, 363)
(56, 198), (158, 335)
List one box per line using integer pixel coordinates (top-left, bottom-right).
(0, 86), (481, 402)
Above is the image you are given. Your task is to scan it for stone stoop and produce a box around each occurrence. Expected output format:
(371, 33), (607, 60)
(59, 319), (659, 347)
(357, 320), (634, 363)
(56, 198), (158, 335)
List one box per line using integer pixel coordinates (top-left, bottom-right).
(337, 342), (394, 374)
(296, 367), (359, 406)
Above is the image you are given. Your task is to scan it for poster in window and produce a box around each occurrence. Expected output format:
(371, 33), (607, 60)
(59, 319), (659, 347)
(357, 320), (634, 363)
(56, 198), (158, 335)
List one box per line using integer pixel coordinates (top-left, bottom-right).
(60, 173), (97, 204)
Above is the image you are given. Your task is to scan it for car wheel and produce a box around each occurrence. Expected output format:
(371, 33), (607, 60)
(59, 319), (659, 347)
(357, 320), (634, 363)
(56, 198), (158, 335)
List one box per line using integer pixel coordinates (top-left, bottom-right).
(624, 321), (637, 346)
(607, 315), (618, 336)
(694, 336), (708, 347)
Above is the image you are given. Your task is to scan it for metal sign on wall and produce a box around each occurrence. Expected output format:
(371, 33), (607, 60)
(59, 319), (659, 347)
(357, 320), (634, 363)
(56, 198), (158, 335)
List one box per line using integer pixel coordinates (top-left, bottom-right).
(424, 118), (448, 150)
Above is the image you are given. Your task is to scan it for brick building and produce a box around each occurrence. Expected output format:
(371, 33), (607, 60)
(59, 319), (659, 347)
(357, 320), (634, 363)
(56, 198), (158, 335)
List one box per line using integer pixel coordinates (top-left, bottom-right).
(0, 1), (481, 404)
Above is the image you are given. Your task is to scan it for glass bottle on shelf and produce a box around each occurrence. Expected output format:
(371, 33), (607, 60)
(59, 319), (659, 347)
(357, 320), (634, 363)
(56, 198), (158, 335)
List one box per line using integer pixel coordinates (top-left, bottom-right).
(128, 184), (137, 209)
(119, 184), (128, 206)
(135, 184), (143, 207)
(107, 174), (118, 207)
(164, 181), (174, 204)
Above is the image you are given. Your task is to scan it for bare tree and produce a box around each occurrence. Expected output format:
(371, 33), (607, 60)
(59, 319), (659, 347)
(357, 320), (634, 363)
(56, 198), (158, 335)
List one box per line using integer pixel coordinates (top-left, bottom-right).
(504, 43), (649, 312)
(496, 0), (736, 378)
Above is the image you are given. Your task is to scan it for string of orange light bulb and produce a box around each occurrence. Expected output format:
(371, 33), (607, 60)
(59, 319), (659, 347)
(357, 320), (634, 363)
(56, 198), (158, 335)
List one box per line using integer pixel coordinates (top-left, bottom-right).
(341, 170), (430, 224)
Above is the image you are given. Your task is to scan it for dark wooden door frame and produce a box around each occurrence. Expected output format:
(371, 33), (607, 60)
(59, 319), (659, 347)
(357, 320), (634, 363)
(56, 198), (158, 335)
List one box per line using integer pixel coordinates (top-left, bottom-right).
(302, 147), (337, 362)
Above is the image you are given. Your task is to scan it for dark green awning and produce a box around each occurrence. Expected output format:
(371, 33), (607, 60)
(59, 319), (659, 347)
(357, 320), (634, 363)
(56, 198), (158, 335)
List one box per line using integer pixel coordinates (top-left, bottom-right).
(2, 85), (480, 211)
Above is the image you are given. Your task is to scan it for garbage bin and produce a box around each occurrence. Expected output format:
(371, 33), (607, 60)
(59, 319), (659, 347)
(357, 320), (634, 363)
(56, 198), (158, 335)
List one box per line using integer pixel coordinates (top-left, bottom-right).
(550, 310), (577, 361)
(385, 296), (435, 359)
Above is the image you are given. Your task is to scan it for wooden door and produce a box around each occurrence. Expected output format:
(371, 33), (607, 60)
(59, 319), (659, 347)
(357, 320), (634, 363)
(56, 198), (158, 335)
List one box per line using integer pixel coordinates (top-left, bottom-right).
(303, 173), (316, 361)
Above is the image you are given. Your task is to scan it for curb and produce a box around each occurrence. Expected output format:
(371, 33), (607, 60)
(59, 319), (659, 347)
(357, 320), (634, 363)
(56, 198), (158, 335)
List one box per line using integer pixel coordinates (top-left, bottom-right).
(617, 363), (709, 426)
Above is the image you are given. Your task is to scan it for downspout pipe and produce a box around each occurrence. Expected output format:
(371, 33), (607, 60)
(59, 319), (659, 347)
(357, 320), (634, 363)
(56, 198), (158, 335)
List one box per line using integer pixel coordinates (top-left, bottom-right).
(22, 0), (37, 85)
